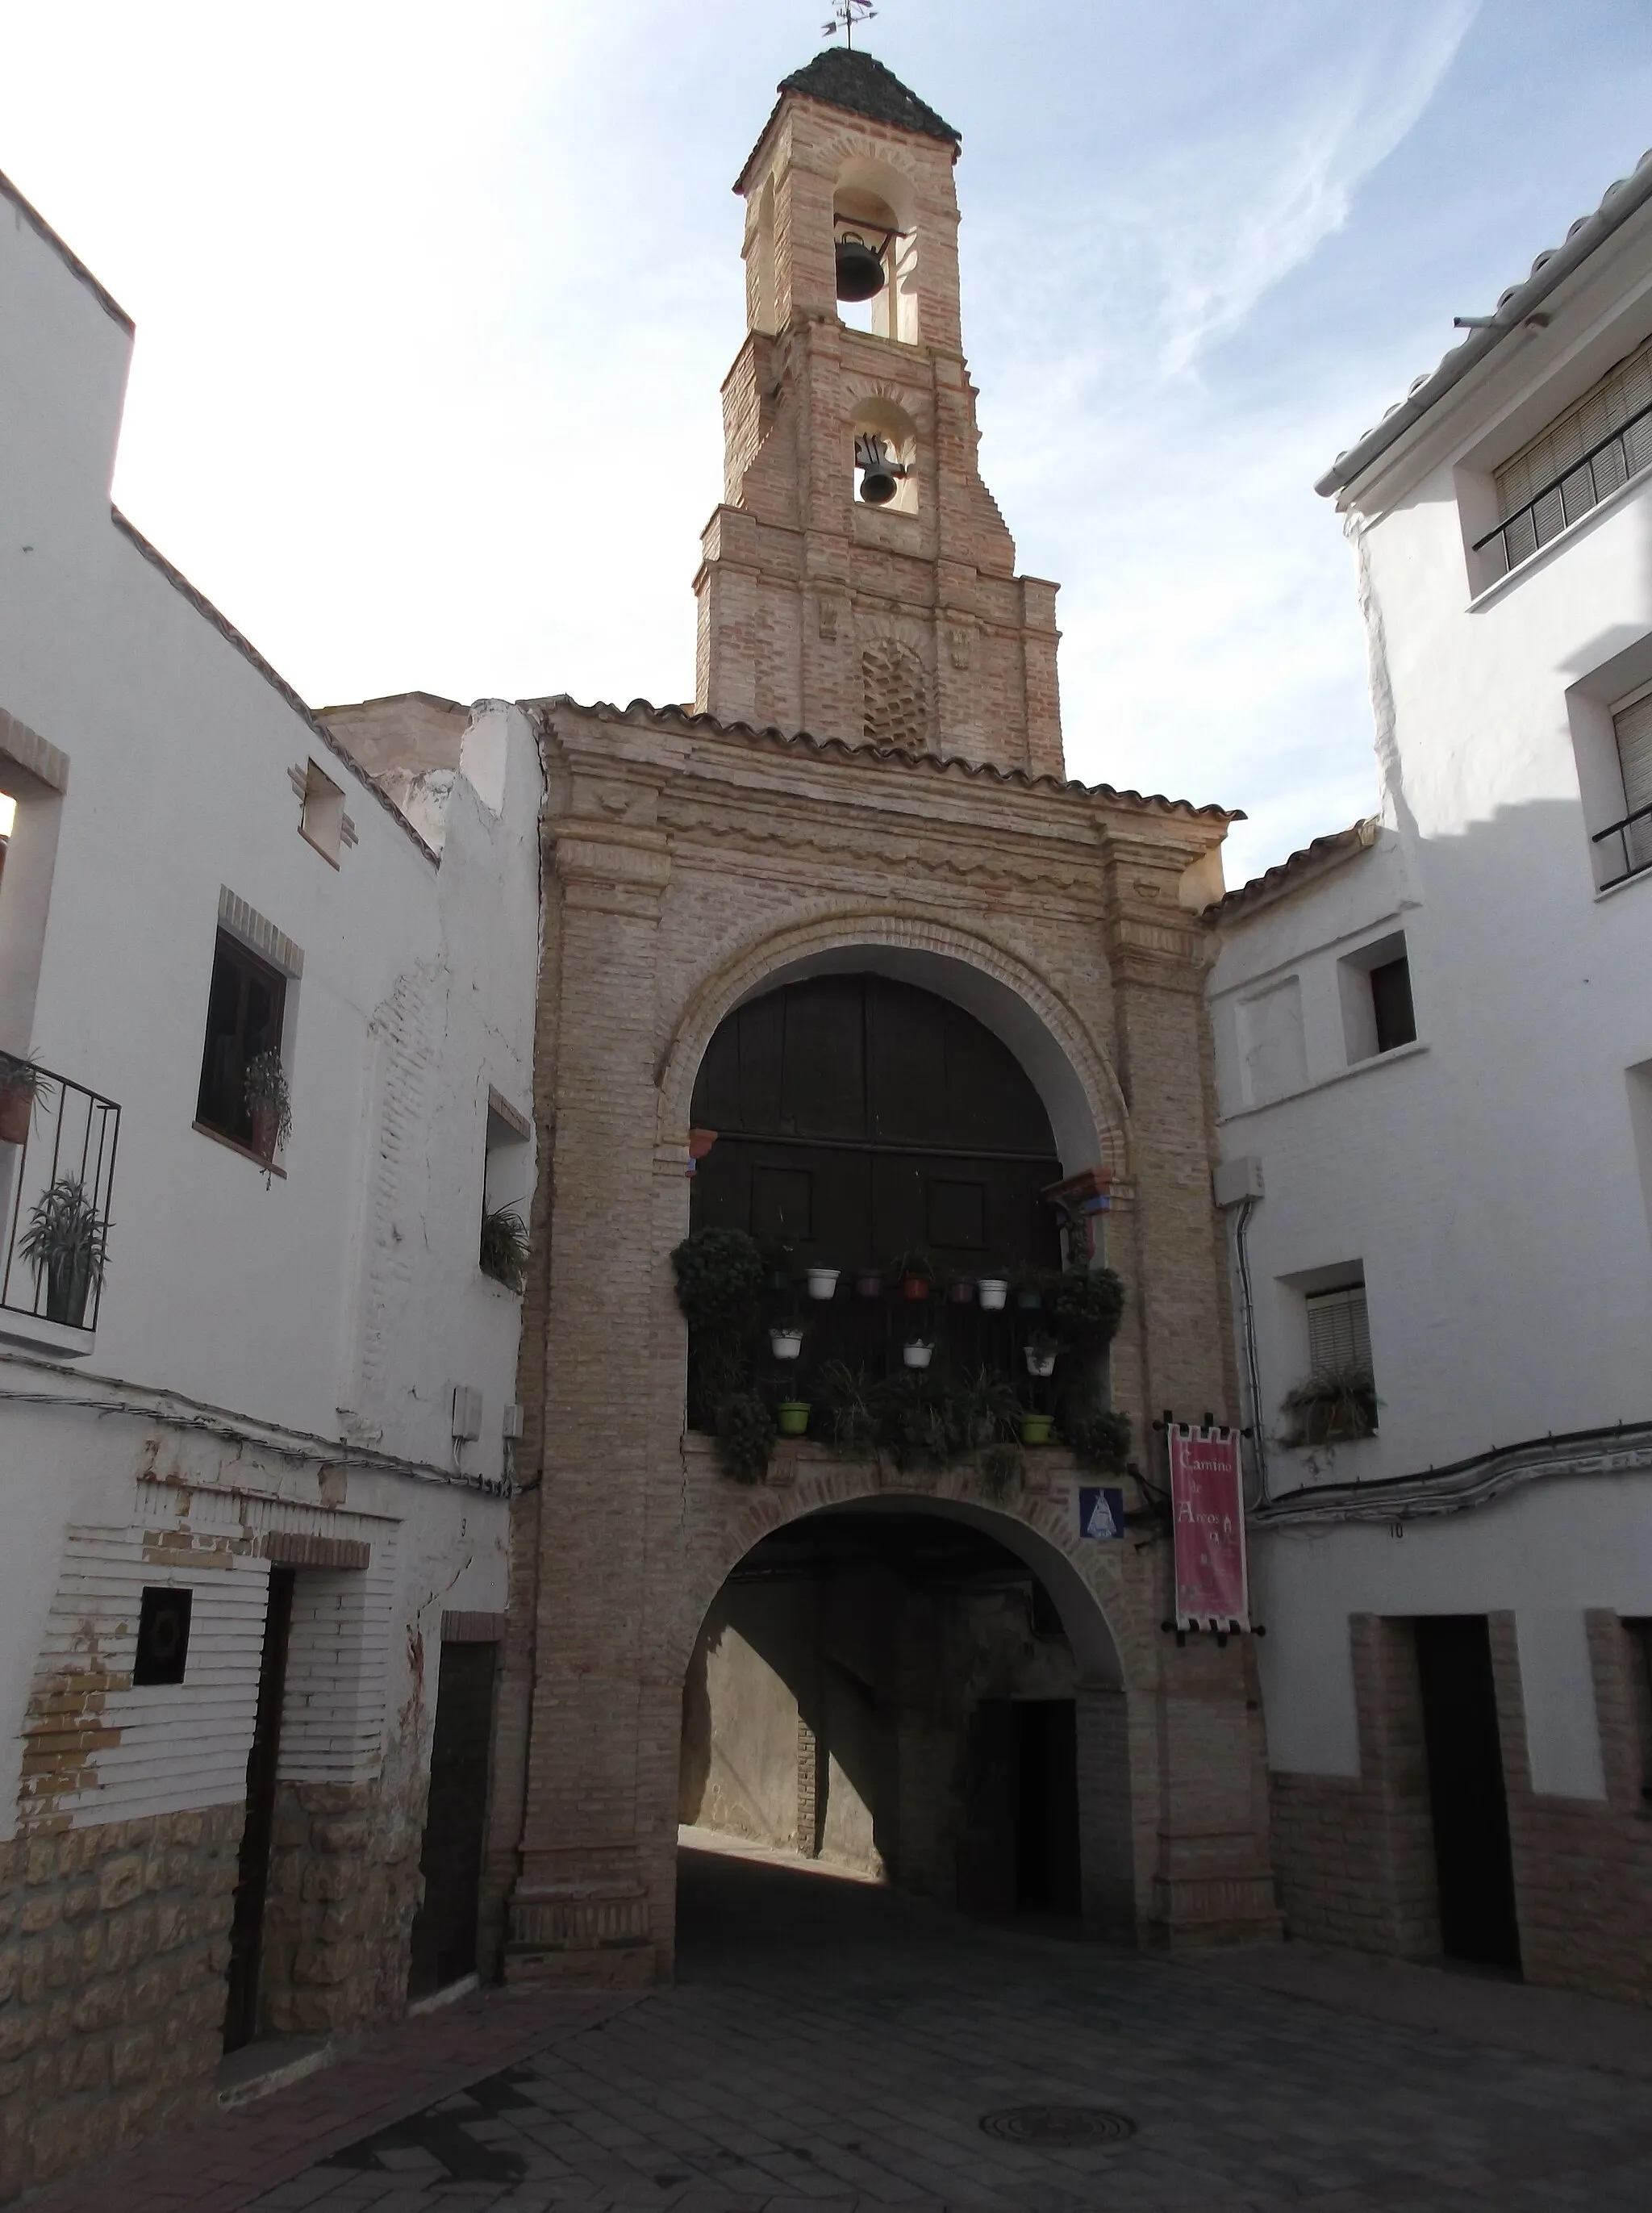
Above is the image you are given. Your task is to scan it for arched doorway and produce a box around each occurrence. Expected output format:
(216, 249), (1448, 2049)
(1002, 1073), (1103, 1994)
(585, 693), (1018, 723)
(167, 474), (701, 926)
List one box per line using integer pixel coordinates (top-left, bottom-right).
(678, 1496), (1134, 1944)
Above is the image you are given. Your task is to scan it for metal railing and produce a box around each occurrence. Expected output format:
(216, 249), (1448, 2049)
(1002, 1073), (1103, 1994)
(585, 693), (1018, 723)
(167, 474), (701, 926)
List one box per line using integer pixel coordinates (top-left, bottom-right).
(0, 1067), (120, 1333)
(1475, 398), (1652, 578)
(1592, 799), (1652, 891)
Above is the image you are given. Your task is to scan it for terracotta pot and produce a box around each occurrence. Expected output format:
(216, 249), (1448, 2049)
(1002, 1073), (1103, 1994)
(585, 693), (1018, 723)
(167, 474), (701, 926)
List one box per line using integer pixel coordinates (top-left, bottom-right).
(855, 1271), (884, 1299)
(901, 1275), (931, 1301)
(251, 1104), (280, 1161)
(0, 1079), (33, 1146)
(1020, 1413), (1053, 1447)
(902, 1342), (933, 1369)
(777, 1402), (810, 1437)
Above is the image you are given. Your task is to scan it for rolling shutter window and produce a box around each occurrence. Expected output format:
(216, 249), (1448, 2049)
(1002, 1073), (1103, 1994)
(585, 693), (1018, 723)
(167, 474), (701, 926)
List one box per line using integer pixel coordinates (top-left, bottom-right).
(1496, 336), (1652, 520)
(1306, 1284), (1372, 1380)
(1612, 691), (1652, 817)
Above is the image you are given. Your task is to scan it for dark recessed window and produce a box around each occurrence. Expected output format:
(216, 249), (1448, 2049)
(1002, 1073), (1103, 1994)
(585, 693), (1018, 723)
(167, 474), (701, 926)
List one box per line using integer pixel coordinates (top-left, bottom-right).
(1370, 956), (1416, 1054)
(133, 1585), (193, 1686)
(197, 930), (286, 1148)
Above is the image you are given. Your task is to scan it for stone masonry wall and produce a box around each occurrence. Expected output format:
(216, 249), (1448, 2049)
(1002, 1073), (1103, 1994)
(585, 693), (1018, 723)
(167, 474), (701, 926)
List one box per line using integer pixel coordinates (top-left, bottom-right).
(261, 1781), (424, 2039)
(0, 1806), (239, 2203)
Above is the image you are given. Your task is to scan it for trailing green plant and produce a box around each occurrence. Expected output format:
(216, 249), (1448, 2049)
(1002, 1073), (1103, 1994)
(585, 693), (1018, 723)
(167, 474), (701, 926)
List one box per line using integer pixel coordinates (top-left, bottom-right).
(19, 1175), (109, 1327)
(889, 1246), (940, 1288)
(243, 1049), (293, 1179)
(479, 1204), (529, 1292)
(715, 1389), (776, 1484)
(820, 1359), (881, 1456)
(1279, 1367), (1378, 1447)
(1046, 1264), (1125, 1351)
(977, 1440), (1024, 1501)
(673, 1227), (765, 1334)
(1062, 1406), (1132, 1471)
(0, 1050), (48, 1097)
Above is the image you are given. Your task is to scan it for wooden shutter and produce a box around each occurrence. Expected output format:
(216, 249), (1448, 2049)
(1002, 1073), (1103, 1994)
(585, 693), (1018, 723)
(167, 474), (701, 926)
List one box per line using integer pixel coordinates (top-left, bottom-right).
(1496, 336), (1652, 519)
(1613, 691), (1652, 816)
(1306, 1284), (1372, 1379)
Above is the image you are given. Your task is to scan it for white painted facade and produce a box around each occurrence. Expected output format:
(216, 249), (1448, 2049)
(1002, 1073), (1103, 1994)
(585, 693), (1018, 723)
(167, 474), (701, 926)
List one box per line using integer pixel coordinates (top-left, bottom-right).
(0, 173), (542, 1845)
(1209, 179), (1652, 1791)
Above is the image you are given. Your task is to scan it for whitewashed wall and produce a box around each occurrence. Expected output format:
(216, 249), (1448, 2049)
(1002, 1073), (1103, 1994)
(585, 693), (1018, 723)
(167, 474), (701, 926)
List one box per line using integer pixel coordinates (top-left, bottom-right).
(1211, 203), (1652, 1789)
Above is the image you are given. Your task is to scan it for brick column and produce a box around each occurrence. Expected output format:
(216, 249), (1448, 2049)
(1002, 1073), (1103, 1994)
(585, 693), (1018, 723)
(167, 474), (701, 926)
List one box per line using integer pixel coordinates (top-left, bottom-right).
(506, 823), (673, 1986)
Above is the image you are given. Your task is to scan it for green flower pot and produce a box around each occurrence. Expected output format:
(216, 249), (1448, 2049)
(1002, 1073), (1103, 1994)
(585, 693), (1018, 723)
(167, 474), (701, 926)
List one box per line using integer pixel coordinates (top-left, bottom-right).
(1019, 1413), (1053, 1447)
(777, 1401), (811, 1437)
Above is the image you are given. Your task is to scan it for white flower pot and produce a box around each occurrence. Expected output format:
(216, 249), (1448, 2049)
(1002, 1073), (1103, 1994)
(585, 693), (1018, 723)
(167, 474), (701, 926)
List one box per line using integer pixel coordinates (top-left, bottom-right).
(902, 1342), (933, 1369)
(770, 1328), (803, 1360)
(978, 1278), (1008, 1311)
(806, 1267), (840, 1301)
(1024, 1347), (1057, 1378)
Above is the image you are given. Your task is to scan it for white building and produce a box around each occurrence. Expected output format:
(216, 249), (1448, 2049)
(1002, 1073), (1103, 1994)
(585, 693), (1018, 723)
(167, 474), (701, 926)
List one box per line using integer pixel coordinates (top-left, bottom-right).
(1210, 151), (1652, 2005)
(0, 169), (542, 2191)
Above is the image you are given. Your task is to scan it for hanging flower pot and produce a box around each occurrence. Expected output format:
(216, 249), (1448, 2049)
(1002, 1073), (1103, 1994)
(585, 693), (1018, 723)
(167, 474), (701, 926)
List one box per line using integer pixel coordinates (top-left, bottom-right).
(770, 1326), (803, 1360)
(777, 1401), (811, 1437)
(948, 1277), (976, 1305)
(902, 1340), (934, 1369)
(856, 1270), (884, 1299)
(0, 1064), (41, 1146)
(1020, 1412), (1053, 1447)
(977, 1277), (1008, 1312)
(806, 1267), (840, 1301)
(1016, 1286), (1043, 1312)
(902, 1275), (930, 1301)
(1024, 1341), (1058, 1378)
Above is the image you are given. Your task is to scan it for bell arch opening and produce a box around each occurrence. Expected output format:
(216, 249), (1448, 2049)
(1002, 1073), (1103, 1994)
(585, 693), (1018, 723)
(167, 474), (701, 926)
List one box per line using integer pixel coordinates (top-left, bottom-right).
(832, 160), (918, 342)
(677, 1497), (1134, 1939)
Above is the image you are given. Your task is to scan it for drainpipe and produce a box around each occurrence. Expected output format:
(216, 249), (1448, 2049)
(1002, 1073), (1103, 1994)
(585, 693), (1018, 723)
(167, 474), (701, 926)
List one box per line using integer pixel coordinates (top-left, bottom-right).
(1233, 1196), (1269, 1505)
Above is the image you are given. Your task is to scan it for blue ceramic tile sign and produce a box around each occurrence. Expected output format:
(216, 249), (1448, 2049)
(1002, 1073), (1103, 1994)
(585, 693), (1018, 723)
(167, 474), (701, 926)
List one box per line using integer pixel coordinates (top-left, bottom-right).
(1078, 1485), (1125, 1540)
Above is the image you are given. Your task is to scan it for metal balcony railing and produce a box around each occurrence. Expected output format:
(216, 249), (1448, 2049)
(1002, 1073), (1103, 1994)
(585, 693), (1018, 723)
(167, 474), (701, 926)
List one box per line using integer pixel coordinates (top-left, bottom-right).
(1592, 800), (1652, 891)
(1475, 399), (1652, 578)
(0, 1067), (120, 1334)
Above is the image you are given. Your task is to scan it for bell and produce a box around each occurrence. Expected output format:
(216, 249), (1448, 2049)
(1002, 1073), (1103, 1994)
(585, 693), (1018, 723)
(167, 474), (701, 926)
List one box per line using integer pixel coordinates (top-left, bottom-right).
(859, 464), (899, 506)
(835, 233), (885, 303)
(855, 432), (903, 507)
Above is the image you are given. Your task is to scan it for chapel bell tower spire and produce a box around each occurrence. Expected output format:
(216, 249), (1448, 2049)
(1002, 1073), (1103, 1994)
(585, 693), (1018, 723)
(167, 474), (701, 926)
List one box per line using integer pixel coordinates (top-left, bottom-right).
(694, 50), (1065, 779)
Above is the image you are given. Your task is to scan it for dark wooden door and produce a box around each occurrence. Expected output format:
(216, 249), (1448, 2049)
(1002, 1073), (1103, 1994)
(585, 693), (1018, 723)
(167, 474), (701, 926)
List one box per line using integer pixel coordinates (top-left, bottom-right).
(956, 1697), (1016, 1914)
(1414, 1615), (1522, 1971)
(1013, 1699), (1080, 1914)
(223, 1567), (294, 2051)
(690, 974), (1063, 1274)
(408, 1641), (498, 1998)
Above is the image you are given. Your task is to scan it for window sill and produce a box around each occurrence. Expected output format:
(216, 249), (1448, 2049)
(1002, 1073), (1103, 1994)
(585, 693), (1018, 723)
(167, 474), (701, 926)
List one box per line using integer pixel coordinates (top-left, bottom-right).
(0, 1309), (95, 1359)
(192, 1119), (287, 1179)
(1595, 860), (1652, 901)
(1467, 466), (1651, 612)
(1220, 1038), (1429, 1124)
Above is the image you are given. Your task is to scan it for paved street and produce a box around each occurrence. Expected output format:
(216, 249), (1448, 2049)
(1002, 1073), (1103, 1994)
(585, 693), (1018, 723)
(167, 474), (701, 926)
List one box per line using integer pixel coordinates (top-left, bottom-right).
(242, 1842), (1652, 2213)
(38, 1838), (1652, 2212)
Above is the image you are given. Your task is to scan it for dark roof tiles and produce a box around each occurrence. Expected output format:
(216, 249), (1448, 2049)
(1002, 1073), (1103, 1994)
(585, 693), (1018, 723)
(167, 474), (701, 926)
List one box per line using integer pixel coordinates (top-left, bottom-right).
(778, 49), (960, 146)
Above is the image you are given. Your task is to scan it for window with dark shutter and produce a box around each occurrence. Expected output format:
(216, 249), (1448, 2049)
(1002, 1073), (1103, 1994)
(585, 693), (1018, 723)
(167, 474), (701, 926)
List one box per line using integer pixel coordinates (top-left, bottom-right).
(1370, 956), (1417, 1054)
(196, 931), (286, 1150)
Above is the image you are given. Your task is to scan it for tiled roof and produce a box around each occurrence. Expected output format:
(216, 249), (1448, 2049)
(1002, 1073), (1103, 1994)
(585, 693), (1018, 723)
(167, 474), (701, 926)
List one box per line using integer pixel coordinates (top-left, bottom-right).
(777, 50), (960, 145)
(1317, 148), (1652, 498)
(1205, 818), (1379, 921)
(531, 693), (1242, 825)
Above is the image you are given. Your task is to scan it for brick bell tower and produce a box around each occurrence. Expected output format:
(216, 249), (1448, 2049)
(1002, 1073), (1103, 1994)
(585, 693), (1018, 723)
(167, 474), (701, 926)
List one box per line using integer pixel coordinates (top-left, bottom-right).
(695, 49), (1065, 776)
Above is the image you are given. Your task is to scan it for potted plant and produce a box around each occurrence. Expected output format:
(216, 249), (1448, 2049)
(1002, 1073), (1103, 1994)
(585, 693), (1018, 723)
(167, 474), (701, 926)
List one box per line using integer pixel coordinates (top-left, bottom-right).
(770, 1323), (804, 1360)
(947, 1275), (976, 1305)
(976, 1272), (1009, 1312)
(978, 1440), (1024, 1500)
(1047, 1263), (1125, 1351)
(244, 1049), (292, 1177)
(0, 1051), (48, 1146)
(757, 1237), (795, 1292)
(1280, 1367), (1378, 1447)
(892, 1248), (938, 1301)
(716, 1390), (776, 1484)
(1062, 1406), (1132, 1470)
(855, 1267), (884, 1299)
(1013, 1268), (1048, 1313)
(777, 1400), (811, 1437)
(805, 1265), (840, 1301)
(1020, 1410), (1054, 1447)
(902, 1338), (934, 1369)
(19, 1175), (109, 1328)
(1024, 1331), (1059, 1378)
(479, 1203), (529, 1292)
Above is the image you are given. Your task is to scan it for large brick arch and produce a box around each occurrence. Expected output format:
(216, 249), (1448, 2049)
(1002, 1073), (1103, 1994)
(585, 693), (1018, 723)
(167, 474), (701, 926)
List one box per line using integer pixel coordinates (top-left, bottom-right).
(669, 1465), (1133, 1697)
(656, 909), (1132, 1184)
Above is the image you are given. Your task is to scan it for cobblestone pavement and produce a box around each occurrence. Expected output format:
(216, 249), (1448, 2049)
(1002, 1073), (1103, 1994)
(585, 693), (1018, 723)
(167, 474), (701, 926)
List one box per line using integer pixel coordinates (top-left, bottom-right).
(234, 1843), (1652, 2213)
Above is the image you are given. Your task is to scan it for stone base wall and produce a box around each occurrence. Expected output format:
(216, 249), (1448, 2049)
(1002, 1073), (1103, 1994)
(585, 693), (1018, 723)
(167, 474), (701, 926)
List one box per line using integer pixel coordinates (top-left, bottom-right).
(0, 1807), (240, 2203)
(261, 1781), (424, 2039)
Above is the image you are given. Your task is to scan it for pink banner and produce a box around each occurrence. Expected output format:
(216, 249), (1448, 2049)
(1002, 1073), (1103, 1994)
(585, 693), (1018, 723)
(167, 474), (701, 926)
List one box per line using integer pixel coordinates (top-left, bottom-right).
(1169, 1426), (1249, 1629)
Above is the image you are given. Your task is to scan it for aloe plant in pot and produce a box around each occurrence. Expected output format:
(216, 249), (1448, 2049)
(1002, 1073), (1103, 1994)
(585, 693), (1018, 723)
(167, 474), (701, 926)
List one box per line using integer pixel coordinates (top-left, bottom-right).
(19, 1175), (109, 1328)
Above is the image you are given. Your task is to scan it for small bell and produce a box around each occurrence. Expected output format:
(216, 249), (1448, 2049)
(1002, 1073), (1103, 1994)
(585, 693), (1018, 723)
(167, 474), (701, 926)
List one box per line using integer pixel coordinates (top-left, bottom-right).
(835, 232), (886, 303)
(855, 432), (905, 506)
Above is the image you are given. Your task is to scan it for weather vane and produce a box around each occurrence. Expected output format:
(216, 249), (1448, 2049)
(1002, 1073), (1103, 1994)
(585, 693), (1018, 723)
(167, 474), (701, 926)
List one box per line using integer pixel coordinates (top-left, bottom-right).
(822, 1), (877, 48)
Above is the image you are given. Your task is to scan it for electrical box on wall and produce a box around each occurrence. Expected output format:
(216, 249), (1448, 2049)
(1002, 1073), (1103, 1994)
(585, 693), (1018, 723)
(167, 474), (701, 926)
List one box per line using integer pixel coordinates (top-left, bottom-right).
(451, 1384), (483, 1443)
(1212, 1155), (1265, 1209)
(501, 1403), (524, 1440)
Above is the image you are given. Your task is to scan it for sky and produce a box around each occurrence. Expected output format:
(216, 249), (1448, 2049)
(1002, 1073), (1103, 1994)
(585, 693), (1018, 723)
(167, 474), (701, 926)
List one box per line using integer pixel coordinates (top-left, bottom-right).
(3, 1), (1652, 885)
